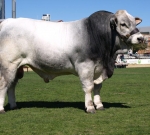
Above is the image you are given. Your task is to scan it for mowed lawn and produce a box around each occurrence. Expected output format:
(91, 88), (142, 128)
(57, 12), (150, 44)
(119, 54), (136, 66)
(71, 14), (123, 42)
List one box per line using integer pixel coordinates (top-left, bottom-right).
(0, 68), (150, 135)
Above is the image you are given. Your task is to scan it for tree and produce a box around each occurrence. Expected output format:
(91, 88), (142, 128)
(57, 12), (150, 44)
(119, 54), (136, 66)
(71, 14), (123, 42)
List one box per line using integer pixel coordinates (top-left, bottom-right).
(133, 43), (147, 53)
(132, 36), (148, 53)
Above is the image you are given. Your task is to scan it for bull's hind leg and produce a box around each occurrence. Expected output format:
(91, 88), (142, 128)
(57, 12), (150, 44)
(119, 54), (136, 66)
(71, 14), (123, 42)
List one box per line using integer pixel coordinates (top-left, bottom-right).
(0, 64), (18, 113)
(93, 83), (104, 110)
(7, 78), (18, 110)
(0, 75), (7, 113)
(7, 66), (24, 110)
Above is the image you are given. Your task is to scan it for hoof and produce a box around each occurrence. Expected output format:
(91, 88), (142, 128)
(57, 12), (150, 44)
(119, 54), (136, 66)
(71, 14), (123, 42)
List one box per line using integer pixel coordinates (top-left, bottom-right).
(11, 106), (18, 110)
(95, 103), (105, 110)
(97, 106), (105, 110)
(0, 110), (5, 114)
(86, 106), (96, 113)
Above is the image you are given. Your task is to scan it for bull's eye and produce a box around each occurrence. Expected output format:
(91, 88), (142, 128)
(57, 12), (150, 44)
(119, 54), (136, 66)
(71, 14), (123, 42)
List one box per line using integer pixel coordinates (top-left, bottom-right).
(121, 23), (128, 28)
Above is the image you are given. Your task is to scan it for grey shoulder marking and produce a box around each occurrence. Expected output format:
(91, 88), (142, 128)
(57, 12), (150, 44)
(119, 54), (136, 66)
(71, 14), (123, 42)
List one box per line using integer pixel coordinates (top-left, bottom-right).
(85, 10), (117, 78)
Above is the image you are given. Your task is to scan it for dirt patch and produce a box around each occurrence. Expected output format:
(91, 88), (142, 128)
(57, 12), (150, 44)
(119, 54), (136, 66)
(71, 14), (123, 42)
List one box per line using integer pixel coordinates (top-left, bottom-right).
(127, 64), (150, 68)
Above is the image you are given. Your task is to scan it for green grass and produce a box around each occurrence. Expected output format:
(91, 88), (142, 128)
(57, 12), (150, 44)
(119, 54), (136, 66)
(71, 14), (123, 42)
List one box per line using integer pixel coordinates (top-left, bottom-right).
(0, 68), (150, 135)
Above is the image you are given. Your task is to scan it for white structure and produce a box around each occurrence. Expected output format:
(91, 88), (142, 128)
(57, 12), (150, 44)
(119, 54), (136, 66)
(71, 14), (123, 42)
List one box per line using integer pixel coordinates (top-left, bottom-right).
(0, 0), (5, 19)
(12, 0), (16, 18)
(42, 14), (50, 21)
(126, 59), (150, 64)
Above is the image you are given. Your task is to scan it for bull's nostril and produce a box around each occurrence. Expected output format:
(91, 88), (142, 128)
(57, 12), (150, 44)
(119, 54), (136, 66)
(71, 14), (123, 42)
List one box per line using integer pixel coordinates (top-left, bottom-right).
(137, 37), (144, 43)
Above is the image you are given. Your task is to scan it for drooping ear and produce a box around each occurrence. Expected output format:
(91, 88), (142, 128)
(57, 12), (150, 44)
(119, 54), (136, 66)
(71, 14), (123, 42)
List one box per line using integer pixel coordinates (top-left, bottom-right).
(110, 17), (118, 28)
(135, 17), (142, 25)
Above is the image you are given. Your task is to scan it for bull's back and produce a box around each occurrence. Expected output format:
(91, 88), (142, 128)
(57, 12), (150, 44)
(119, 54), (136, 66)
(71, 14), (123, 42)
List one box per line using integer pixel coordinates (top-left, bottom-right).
(0, 18), (88, 73)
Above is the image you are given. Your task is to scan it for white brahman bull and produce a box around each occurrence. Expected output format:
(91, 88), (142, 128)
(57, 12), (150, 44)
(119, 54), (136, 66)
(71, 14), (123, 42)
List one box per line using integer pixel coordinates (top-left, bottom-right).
(0, 10), (144, 113)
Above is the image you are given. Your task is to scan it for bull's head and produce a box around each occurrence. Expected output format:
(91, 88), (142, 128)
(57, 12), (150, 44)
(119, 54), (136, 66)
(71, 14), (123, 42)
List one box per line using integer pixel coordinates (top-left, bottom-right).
(110, 10), (144, 46)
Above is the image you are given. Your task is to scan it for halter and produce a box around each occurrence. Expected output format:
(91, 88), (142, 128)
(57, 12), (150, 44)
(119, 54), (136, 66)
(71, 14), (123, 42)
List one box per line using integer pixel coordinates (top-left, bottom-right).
(122, 28), (139, 39)
(119, 28), (139, 42)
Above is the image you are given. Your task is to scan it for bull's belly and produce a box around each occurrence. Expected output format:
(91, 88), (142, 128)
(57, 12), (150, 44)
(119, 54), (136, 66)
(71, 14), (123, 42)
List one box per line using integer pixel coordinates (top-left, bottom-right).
(28, 60), (77, 82)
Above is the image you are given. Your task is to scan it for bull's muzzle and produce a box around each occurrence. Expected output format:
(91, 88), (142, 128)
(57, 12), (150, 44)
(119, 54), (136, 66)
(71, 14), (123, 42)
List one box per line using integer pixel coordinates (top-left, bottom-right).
(137, 37), (144, 43)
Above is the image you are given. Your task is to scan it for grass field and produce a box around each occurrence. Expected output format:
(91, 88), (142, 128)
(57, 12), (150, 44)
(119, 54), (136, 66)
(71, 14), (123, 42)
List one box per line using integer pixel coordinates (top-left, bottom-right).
(0, 68), (150, 135)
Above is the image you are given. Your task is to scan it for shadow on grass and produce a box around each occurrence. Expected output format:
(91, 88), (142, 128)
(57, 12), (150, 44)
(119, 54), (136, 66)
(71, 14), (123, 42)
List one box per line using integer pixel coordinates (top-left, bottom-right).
(5, 101), (130, 112)
(103, 102), (130, 109)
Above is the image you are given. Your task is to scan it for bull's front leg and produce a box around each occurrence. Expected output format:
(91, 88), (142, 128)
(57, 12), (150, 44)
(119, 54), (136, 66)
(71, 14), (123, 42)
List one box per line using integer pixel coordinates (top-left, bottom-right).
(93, 83), (104, 110)
(77, 62), (95, 113)
(94, 69), (108, 84)
(82, 80), (95, 113)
